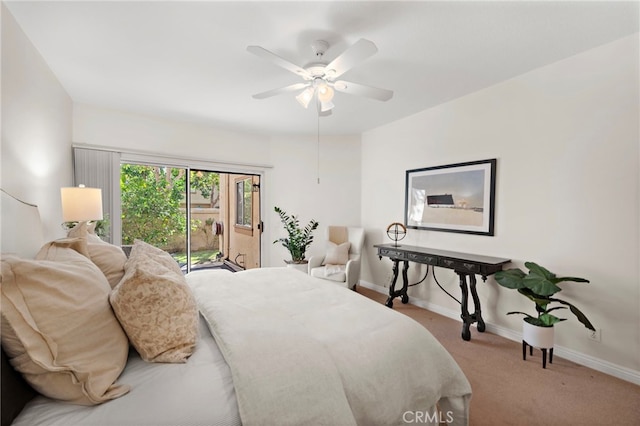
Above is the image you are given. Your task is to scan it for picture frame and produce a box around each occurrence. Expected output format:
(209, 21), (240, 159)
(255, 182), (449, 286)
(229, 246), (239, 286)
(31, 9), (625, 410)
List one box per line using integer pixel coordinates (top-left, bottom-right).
(404, 159), (497, 236)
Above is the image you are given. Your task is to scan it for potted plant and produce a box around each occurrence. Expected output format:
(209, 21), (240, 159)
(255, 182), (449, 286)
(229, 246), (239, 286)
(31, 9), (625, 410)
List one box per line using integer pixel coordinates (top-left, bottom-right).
(273, 206), (319, 265)
(495, 262), (595, 357)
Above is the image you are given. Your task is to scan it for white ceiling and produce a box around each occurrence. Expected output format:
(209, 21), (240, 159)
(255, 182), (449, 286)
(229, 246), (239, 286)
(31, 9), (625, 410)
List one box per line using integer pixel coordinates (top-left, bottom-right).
(5, 1), (639, 135)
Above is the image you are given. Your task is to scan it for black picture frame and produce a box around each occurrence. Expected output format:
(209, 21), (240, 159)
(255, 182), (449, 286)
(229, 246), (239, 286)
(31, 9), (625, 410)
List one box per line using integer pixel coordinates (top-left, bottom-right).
(404, 159), (497, 236)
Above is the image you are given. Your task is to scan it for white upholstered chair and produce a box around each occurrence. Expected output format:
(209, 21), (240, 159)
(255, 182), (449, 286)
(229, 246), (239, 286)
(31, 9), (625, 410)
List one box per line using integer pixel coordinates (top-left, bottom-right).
(308, 226), (365, 290)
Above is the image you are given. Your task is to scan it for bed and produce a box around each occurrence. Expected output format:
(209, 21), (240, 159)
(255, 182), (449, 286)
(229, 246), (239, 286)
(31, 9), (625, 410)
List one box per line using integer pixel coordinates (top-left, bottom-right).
(1, 189), (471, 426)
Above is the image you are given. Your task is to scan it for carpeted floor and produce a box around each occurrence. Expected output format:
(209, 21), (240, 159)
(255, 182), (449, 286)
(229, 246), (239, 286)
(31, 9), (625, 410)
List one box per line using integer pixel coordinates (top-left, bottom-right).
(357, 286), (640, 426)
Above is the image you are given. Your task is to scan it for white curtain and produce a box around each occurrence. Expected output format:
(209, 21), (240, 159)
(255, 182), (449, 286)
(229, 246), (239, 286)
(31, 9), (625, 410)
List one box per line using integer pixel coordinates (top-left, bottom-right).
(72, 147), (121, 244)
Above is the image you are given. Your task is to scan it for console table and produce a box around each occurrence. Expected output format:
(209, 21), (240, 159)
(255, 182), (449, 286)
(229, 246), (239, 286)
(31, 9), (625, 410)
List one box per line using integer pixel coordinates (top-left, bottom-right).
(374, 243), (510, 341)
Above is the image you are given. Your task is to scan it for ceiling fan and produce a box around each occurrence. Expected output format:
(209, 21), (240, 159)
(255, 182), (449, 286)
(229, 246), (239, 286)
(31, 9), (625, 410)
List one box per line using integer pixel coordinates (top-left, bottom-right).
(247, 39), (393, 114)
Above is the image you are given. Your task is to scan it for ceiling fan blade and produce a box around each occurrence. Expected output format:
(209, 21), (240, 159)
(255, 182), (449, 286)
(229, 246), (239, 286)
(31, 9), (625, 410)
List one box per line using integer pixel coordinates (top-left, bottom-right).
(252, 83), (309, 100)
(325, 39), (378, 79)
(333, 80), (393, 101)
(247, 45), (310, 78)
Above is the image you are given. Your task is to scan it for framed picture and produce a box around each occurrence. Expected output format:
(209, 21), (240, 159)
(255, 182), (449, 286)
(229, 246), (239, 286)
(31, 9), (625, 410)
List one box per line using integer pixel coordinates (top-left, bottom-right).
(404, 159), (497, 236)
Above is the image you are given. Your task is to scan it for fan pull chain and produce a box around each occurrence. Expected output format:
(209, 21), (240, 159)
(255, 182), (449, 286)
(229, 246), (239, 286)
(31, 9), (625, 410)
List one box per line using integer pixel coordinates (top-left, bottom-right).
(317, 112), (320, 184)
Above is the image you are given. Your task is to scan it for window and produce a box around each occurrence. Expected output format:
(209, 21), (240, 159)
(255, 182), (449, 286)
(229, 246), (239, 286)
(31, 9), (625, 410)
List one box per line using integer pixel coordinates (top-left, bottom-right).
(235, 177), (252, 228)
(75, 145), (265, 272)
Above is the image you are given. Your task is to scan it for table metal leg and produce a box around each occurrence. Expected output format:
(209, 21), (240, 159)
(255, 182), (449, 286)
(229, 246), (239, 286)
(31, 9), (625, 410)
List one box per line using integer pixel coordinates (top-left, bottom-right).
(469, 274), (485, 332)
(458, 272), (485, 341)
(459, 274), (472, 341)
(401, 261), (410, 304)
(386, 260), (410, 307)
(385, 260), (400, 308)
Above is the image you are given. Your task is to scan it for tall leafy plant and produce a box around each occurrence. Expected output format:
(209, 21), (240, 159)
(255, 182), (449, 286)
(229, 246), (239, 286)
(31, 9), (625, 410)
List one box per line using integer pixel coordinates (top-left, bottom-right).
(273, 206), (319, 263)
(495, 262), (595, 330)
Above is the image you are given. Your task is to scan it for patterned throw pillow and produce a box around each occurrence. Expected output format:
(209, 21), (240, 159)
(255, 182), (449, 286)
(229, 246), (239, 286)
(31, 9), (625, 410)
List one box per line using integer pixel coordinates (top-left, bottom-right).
(110, 241), (198, 363)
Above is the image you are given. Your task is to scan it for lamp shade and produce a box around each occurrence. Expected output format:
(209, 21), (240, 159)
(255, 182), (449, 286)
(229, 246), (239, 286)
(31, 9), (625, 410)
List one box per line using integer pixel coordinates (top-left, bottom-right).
(317, 85), (334, 103)
(320, 100), (335, 112)
(61, 186), (103, 222)
(296, 87), (315, 109)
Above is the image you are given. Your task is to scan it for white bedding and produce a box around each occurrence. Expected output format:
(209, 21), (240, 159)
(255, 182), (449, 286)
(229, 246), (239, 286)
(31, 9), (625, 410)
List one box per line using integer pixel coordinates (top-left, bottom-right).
(188, 267), (472, 426)
(2, 189), (468, 425)
(12, 316), (241, 426)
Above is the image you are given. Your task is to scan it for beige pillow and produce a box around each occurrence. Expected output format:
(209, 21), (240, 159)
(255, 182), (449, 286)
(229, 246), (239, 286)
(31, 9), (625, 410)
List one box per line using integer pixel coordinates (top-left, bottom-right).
(68, 222), (126, 288)
(110, 253), (198, 363)
(0, 244), (130, 405)
(127, 239), (183, 276)
(324, 241), (351, 265)
(37, 236), (91, 259)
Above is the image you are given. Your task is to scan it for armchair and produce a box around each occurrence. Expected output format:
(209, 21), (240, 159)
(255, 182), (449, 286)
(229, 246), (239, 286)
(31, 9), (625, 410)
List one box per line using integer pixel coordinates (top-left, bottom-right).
(308, 226), (365, 290)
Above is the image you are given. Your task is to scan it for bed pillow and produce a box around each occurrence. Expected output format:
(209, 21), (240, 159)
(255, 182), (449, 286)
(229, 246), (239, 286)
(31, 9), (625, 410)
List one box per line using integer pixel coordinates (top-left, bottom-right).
(128, 239), (183, 276)
(0, 242), (130, 406)
(68, 222), (127, 288)
(110, 244), (198, 363)
(324, 241), (351, 265)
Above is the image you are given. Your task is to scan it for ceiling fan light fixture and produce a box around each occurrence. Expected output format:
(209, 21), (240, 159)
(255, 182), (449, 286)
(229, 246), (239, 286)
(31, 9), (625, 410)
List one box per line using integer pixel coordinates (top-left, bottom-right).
(249, 38), (393, 112)
(296, 87), (315, 108)
(317, 85), (334, 103)
(320, 100), (335, 112)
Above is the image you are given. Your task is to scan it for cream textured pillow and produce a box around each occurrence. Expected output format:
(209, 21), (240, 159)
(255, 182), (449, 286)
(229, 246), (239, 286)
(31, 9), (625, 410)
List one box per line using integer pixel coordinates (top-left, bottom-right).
(110, 250), (198, 363)
(68, 222), (126, 288)
(324, 241), (351, 265)
(128, 239), (183, 276)
(0, 243), (130, 405)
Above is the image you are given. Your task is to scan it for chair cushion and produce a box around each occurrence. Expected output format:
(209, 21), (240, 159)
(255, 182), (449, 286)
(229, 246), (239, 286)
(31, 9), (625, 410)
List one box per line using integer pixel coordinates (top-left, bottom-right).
(324, 241), (350, 265)
(327, 226), (348, 245)
(310, 266), (346, 283)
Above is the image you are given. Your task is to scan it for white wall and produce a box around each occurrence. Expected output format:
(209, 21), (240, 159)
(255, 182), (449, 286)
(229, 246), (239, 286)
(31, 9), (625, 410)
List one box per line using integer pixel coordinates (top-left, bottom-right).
(1, 3), (72, 241)
(73, 104), (270, 168)
(361, 34), (639, 376)
(266, 134), (361, 267)
(72, 104), (361, 267)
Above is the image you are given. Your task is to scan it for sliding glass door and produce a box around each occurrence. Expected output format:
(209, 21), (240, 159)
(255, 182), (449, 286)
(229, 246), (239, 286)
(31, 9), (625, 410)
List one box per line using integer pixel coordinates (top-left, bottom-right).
(120, 163), (188, 268)
(187, 170), (222, 271)
(120, 163), (260, 273)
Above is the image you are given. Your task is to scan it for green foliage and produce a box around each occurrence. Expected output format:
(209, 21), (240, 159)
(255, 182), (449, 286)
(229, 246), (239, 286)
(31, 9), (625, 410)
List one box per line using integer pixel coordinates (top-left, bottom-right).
(495, 261), (595, 330)
(120, 165), (218, 247)
(172, 250), (220, 265)
(191, 171), (219, 202)
(273, 206), (319, 263)
(63, 215), (110, 239)
(92, 215), (110, 238)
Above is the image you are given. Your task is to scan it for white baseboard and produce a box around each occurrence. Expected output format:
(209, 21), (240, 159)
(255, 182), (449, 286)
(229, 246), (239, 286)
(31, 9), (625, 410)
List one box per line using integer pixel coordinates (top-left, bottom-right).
(358, 280), (640, 386)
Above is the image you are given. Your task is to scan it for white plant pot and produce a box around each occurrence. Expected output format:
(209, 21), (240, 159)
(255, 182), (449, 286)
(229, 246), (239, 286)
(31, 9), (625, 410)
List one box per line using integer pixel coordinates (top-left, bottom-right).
(522, 321), (555, 349)
(285, 261), (308, 274)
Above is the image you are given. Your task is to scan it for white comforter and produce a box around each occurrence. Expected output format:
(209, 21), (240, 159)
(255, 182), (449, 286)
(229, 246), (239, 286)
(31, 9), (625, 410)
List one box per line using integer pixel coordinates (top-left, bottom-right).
(187, 267), (471, 426)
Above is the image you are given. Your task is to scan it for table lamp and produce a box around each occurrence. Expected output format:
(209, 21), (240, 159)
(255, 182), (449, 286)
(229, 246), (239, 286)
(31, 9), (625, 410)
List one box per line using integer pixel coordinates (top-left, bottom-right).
(60, 185), (103, 224)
